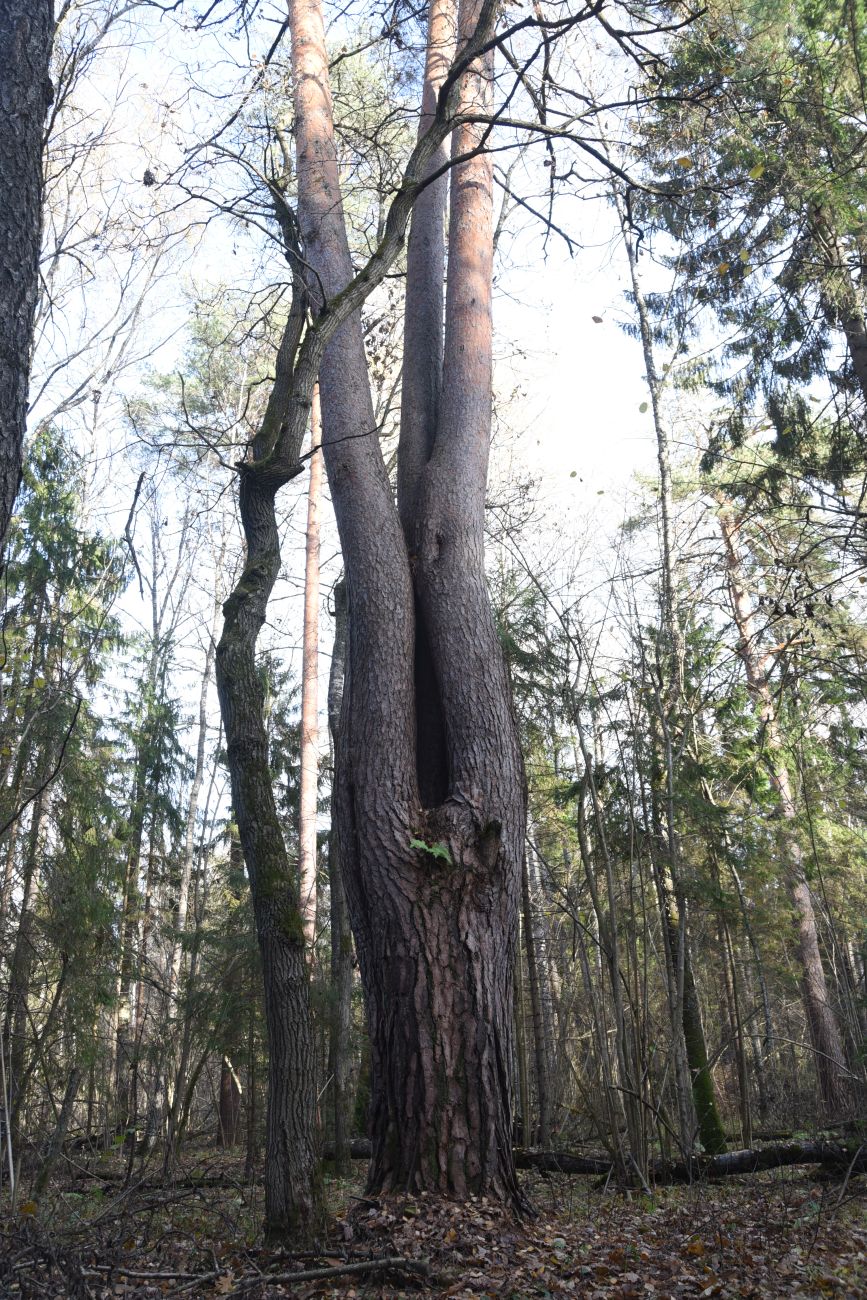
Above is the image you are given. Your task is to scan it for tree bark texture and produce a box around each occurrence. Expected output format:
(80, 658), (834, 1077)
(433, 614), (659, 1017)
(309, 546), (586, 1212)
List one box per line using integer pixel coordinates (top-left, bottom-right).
(216, 242), (319, 1236)
(216, 460), (318, 1240)
(218, 1056), (243, 1148)
(0, 2), (54, 563)
(290, 0), (526, 1203)
(718, 503), (850, 1116)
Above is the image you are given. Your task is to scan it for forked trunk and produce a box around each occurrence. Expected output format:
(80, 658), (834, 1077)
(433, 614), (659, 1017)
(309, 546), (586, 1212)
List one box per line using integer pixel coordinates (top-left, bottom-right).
(290, 0), (526, 1202)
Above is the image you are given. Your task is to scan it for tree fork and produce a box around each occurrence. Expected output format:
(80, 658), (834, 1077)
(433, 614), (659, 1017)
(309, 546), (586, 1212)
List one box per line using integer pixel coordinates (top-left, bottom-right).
(291, 0), (528, 1207)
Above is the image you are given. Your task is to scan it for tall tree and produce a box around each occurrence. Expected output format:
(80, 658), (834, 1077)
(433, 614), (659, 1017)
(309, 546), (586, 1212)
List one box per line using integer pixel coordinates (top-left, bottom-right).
(716, 498), (851, 1114)
(298, 389), (323, 951)
(291, 0), (528, 1203)
(0, 1), (54, 562)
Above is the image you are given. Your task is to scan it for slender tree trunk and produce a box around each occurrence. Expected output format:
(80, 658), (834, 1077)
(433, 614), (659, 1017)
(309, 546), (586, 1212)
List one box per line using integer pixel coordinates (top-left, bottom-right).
(215, 213), (319, 1235)
(216, 465), (318, 1238)
(717, 502), (850, 1115)
(521, 848), (552, 1148)
(619, 197), (726, 1155)
(33, 1065), (80, 1199)
(298, 390), (323, 952)
(168, 595), (220, 1009)
(4, 787), (47, 1152)
(573, 731), (644, 1177)
(513, 942), (531, 1148)
(218, 1056), (242, 1148)
(244, 989), (258, 1184)
(0, 2), (54, 564)
(326, 580), (353, 1173)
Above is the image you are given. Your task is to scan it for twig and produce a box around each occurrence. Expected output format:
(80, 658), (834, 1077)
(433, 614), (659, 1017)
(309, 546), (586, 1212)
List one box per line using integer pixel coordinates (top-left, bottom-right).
(123, 471), (146, 598)
(0, 696), (82, 840)
(86, 1265), (205, 1281)
(831, 1143), (865, 1217)
(230, 1256), (430, 1293)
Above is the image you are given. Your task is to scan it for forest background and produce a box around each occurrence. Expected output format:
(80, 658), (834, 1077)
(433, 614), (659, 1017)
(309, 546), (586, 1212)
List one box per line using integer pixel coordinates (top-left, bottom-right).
(0, 0), (866, 1292)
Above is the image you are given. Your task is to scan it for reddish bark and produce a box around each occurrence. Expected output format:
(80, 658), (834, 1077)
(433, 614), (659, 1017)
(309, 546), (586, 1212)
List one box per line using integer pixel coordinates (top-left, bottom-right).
(290, 0), (526, 1204)
(0, 2), (54, 563)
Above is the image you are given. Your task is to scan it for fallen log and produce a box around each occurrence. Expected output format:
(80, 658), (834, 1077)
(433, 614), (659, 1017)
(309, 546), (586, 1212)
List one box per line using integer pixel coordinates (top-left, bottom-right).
(329, 1140), (865, 1182)
(514, 1141), (866, 1182)
(61, 1138), (865, 1195)
(513, 1149), (613, 1176)
(666, 1140), (867, 1180)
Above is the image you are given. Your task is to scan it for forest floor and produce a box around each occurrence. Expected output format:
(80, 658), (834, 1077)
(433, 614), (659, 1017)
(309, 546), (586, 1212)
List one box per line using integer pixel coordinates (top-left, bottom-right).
(0, 1151), (865, 1298)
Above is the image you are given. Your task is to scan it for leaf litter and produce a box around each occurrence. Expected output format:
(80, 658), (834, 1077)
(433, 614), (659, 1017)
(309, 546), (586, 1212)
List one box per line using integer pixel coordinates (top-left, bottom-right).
(0, 1163), (864, 1298)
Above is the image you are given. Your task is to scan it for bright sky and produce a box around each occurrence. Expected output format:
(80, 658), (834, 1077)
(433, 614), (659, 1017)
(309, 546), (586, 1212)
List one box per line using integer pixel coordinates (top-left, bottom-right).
(28, 0), (669, 770)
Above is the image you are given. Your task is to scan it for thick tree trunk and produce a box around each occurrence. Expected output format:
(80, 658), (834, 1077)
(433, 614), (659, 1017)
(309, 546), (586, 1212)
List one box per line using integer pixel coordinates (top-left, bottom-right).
(0, 2), (54, 564)
(291, 0), (525, 1204)
(718, 503), (850, 1116)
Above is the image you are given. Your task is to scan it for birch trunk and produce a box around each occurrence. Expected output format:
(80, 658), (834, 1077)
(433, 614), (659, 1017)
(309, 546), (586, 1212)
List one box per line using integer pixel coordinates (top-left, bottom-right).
(298, 390), (323, 951)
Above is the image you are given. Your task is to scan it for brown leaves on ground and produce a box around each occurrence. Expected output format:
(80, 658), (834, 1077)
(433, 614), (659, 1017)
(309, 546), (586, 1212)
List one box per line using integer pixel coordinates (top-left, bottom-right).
(0, 1165), (864, 1299)
(336, 1174), (865, 1299)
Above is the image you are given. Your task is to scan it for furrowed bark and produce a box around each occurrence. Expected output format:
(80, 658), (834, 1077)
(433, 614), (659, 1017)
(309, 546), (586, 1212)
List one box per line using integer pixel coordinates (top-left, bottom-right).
(0, 1), (54, 565)
(290, 0), (526, 1205)
(216, 240), (318, 1237)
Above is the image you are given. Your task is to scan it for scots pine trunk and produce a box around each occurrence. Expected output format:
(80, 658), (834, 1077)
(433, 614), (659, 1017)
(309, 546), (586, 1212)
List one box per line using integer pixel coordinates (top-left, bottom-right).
(290, 0), (527, 1203)
(0, 1), (54, 563)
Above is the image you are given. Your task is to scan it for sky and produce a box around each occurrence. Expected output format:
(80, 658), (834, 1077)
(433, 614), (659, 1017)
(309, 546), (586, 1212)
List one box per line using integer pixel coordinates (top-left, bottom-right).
(25, 0), (672, 775)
